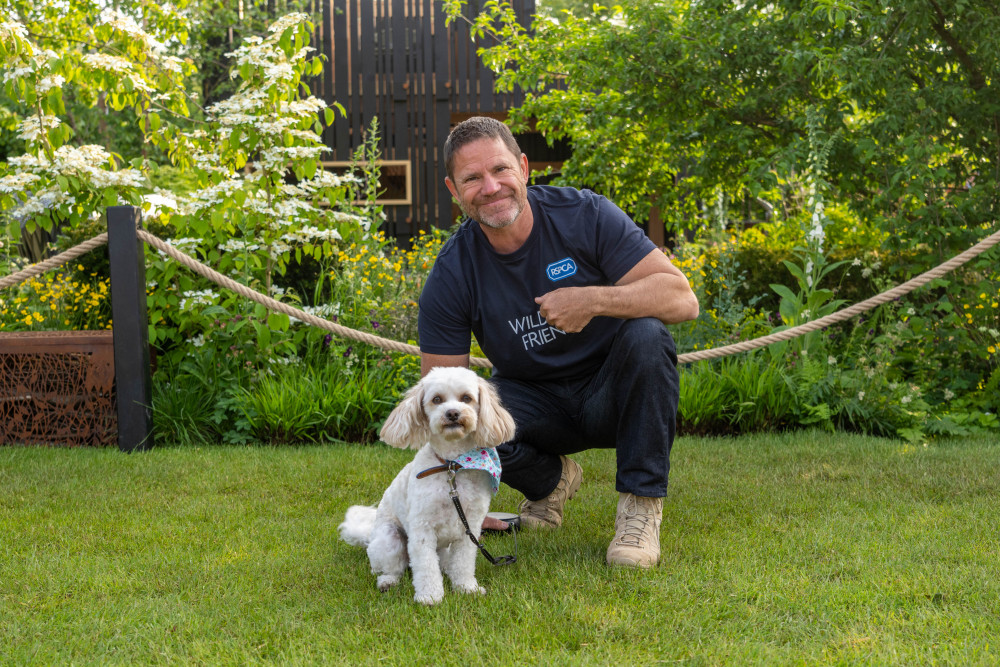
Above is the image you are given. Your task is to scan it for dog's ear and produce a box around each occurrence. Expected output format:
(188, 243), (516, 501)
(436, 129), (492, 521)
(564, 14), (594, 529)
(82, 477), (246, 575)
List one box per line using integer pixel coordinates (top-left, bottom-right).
(474, 377), (516, 448)
(379, 382), (431, 449)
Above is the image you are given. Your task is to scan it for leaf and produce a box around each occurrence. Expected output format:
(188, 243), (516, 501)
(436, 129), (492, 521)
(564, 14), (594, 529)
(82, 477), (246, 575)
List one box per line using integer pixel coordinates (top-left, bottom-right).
(254, 320), (272, 350)
(267, 312), (290, 332)
(770, 283), (800, 304)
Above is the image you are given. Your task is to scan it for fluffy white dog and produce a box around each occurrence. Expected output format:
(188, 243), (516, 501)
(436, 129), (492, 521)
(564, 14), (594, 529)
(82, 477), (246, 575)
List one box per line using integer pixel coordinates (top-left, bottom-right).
(338, 367), (516, 605)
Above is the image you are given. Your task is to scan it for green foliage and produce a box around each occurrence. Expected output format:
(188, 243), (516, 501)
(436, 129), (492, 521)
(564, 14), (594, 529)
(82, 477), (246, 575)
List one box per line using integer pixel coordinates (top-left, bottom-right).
(152, 337), (418, 446)
(147, 220), (442, 445)
(535, 0), (594, 17)
(448, 0), (1000, 257)
(1, 6), (371, 362)
(239, 346), (411, 445)
(0, 1), (193, 239)
(679, 355), (796, 435)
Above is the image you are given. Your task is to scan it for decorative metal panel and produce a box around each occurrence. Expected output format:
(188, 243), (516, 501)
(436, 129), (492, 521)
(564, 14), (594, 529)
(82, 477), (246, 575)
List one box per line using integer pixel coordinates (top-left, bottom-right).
(0, 331), (116, 446)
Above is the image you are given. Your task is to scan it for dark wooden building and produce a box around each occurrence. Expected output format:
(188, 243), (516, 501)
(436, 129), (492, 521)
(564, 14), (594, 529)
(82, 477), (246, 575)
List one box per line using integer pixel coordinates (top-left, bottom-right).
(312, 0), (565, 243)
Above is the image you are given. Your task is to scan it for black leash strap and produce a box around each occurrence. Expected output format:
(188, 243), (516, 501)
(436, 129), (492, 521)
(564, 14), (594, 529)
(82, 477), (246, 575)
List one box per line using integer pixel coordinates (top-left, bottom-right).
(446, 467), (516, 566)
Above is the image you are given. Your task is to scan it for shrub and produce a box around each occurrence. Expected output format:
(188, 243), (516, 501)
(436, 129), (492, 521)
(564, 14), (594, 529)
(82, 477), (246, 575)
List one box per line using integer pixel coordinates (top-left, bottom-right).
(679, 354), (795, 436)
(237, 344), (415, 444)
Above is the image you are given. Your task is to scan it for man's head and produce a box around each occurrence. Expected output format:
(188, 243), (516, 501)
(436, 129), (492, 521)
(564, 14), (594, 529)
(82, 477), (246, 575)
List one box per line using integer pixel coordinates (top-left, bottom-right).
(444, 117), (522, 182)
(444, 118), (531, 231)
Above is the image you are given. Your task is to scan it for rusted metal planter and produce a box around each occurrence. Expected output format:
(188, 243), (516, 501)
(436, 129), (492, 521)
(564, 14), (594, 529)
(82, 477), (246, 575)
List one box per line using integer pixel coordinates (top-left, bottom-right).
(0, 330), (117, 446)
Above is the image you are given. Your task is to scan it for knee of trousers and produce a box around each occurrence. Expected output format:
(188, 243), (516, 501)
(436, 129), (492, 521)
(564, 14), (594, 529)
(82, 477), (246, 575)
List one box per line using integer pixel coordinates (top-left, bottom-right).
(614, 318), (678, 369)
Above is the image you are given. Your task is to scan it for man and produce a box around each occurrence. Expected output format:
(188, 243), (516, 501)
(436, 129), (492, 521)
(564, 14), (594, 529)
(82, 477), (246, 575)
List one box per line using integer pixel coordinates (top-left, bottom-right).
(417, 117), (699, 568)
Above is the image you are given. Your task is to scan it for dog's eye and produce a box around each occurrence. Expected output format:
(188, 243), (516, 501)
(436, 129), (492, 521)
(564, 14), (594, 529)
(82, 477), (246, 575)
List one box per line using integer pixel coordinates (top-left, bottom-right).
(461, 394), (473, 403)
(431, 395), (443, 404)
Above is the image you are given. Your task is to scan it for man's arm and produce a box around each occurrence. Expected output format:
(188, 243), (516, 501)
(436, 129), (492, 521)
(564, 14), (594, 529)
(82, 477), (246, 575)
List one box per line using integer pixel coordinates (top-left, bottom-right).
(534, 248), (699, 333)
(420, 352), (469, 377)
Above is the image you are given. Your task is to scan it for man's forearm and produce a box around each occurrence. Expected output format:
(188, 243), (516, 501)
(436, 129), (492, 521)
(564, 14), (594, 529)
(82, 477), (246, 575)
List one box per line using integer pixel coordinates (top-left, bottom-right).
(585, 273), (700, 325)
(537, 273), (699, 333)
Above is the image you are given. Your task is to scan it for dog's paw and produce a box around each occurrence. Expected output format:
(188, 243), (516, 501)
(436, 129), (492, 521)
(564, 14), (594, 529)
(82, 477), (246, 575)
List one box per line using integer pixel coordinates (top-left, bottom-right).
(413, 581), (445, 605)
(414, 591), (444, 606)
(453, 581), (486, 596)
(376, 575), (400, 592)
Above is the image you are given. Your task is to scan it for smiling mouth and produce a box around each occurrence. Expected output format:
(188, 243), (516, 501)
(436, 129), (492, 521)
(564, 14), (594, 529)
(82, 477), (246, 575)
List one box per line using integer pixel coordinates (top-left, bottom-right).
(480, 196), (510, 210)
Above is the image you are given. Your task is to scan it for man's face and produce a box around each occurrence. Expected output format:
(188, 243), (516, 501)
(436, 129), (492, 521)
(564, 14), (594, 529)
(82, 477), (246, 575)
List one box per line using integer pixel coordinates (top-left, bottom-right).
(445, 137), (530, 230)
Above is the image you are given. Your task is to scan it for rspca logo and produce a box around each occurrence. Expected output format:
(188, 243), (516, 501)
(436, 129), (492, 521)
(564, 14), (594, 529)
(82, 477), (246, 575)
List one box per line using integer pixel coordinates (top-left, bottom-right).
(546, 257), (577, 282)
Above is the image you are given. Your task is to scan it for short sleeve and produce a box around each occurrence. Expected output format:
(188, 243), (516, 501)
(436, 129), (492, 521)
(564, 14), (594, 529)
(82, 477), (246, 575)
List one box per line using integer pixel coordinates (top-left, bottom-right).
(593, 195), (658, 283)
(417, 261), (472, 355)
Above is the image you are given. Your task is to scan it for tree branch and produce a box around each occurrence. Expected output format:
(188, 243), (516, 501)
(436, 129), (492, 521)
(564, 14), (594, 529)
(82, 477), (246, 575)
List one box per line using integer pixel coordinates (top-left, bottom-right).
(925, 0), (985, 91)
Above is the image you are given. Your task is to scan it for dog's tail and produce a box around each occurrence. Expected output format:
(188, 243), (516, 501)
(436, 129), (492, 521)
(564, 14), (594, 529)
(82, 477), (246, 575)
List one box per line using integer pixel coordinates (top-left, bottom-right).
(337, 505), (378, 547)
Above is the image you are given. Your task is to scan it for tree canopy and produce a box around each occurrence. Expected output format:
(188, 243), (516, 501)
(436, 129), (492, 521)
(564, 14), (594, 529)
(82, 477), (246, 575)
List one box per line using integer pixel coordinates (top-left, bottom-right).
(448, 0), (1000, 257)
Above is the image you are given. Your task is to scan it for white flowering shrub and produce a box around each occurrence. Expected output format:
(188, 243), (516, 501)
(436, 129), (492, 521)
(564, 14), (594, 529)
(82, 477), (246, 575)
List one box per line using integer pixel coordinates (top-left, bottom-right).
(1, 6), (382, 362)
(169, 13), (370, 289)
(0, 3), (192, 235)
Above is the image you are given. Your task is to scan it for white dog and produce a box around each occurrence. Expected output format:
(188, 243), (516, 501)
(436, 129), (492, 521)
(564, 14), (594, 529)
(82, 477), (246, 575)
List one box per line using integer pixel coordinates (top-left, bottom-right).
(338, 367), (516, 605)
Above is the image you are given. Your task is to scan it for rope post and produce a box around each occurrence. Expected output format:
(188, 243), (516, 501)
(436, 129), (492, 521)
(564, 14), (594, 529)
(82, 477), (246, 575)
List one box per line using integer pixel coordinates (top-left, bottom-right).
(107, 206), (154, 452)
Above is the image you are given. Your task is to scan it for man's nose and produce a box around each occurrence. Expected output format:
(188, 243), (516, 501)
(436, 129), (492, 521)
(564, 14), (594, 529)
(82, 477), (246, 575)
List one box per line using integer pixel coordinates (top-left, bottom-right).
(480, 173), (501, 196)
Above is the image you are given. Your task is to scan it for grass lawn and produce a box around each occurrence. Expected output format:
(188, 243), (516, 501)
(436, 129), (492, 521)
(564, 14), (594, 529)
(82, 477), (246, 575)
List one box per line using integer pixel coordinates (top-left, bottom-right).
(2, 431), (998, 665)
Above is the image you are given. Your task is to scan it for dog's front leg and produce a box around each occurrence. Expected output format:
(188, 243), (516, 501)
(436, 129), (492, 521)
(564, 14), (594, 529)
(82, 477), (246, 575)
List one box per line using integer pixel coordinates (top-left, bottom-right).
(441, 538), (485, 596)
(407, 531), (445, 605)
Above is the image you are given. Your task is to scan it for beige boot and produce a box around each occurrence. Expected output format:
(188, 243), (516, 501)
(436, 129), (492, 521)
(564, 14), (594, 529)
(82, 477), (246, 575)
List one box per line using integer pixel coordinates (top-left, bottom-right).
(518, 455), (582, 529)
(606, 492), (662, 568)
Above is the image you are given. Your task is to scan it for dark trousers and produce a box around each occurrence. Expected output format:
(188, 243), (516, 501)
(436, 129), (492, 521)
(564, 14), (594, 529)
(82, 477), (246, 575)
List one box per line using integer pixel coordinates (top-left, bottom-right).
(491, 318), (680, 501)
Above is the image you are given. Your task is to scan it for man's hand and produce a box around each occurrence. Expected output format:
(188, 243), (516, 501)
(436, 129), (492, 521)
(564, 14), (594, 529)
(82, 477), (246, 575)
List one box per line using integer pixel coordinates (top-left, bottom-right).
(535, 287), (595, 333)
(482, 515), (510, 532)
(536, 250), (700, 332)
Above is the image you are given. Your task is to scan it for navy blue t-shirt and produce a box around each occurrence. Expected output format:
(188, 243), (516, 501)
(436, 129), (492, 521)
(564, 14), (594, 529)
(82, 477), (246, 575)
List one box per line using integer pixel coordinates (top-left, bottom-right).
(418, 186), (657, 382)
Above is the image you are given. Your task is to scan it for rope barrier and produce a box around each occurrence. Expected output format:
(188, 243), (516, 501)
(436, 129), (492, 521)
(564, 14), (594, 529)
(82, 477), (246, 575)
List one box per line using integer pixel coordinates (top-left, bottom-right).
(676, 226), (1000, 364)
(0, 233), (109, 291)
(2, 223), (998, 368)
(133, 230), (495, 368)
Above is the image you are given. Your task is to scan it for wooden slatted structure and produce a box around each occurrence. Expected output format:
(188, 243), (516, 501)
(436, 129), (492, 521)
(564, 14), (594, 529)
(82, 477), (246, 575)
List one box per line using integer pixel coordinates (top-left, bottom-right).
(311, 0), (536, 243)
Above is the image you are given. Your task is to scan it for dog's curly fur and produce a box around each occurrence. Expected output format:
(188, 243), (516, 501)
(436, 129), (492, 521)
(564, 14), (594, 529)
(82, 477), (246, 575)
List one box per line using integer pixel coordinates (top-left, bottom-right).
(338, 367), (516, 605)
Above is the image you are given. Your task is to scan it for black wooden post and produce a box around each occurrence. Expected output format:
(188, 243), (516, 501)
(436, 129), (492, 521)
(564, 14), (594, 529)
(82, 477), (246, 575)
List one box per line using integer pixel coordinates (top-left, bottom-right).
(107, 206), (154, 452)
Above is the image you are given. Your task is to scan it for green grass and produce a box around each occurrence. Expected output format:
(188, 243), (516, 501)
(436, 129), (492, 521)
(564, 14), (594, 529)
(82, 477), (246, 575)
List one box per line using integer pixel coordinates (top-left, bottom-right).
(2, 432), (998, 665)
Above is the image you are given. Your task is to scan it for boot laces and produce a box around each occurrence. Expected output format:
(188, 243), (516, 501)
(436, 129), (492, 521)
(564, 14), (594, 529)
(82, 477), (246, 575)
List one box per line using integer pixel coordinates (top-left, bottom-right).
(617, 497), (655, 546)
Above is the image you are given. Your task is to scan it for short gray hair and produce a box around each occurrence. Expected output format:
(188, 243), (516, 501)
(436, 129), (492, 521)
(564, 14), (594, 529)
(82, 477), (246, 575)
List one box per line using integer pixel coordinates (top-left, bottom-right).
(444, 116), (522, 180)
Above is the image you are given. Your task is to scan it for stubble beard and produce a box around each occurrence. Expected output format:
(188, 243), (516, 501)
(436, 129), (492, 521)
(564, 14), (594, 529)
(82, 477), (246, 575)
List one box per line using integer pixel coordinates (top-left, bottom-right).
(462, 192), (524, 230)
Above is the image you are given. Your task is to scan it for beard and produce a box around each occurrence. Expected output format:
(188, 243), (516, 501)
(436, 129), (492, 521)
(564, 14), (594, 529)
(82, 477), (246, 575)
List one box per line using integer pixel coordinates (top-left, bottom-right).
(460, 189), (526, 229)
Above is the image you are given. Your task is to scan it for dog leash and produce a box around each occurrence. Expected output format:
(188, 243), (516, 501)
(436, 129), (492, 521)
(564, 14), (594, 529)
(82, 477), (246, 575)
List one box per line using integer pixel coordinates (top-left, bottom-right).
(416, 460), (516, 566)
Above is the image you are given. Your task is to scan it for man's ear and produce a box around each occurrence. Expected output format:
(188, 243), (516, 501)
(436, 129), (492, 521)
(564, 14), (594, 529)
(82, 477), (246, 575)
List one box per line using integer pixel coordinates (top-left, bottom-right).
(445, 176), (458, 200)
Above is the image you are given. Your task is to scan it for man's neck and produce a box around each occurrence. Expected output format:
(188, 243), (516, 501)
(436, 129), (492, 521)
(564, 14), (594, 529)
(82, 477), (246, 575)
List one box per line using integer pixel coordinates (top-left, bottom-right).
(479, 207), (534, 255)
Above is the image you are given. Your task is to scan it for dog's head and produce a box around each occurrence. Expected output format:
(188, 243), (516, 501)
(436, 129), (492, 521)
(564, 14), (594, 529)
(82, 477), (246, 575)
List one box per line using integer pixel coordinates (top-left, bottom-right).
(379, 367), (516, 457)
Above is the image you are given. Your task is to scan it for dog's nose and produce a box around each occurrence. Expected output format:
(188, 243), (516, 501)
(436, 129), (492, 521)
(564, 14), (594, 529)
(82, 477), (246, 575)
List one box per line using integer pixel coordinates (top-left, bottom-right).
(446, 409), (460, 422)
